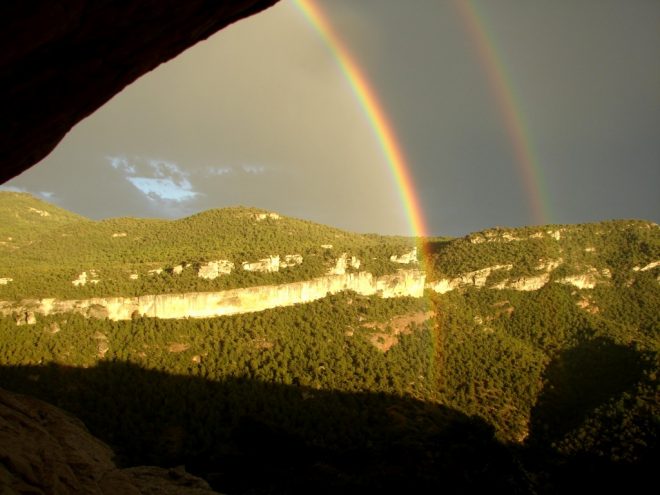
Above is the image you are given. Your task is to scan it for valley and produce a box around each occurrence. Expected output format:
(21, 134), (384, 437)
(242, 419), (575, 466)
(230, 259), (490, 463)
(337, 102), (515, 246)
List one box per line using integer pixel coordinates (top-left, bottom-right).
(0, 192), (658, 493)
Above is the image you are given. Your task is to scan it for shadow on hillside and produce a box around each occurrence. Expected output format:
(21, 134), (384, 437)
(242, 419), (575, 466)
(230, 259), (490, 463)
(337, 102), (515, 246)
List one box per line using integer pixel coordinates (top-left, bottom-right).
(528, 337), (651, 446)
(0, 336), (656, 494)
(524, 337), (656, 493)
(421, 239), (452, 256)
(0, 361), (523, 494)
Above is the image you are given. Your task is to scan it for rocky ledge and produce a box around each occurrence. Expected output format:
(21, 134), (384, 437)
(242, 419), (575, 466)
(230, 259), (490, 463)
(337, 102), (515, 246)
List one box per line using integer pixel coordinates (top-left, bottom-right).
(0, 387), (219, 494)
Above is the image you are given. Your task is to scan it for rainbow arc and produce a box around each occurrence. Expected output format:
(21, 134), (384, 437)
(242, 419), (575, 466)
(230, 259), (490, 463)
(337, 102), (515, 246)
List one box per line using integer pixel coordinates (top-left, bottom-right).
(453, 0), (550, 225)
(294, 0), (551, 238)
(293, 0), (429, 239)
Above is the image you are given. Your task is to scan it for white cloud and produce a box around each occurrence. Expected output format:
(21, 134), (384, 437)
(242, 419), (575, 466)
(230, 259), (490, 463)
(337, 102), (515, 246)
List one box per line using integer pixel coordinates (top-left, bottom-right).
(127, 177), (199, 202)
(205, 166), (233, 176)
(242, 165), (266, 174)
(147, 159), (184, 178)
(107, 156), (200, 203)
(107, 156), (136, 174)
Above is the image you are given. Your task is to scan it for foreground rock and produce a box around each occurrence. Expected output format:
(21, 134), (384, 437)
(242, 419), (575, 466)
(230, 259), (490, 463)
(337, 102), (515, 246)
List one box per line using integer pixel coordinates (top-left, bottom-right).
(0, 387), (219, 494)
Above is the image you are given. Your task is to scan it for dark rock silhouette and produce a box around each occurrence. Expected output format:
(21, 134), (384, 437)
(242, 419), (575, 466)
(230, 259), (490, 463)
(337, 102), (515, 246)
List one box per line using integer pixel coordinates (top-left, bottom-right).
(0, 386), (218, 494)
(0, 0), (279, 183)
(0, 361), (526, 494)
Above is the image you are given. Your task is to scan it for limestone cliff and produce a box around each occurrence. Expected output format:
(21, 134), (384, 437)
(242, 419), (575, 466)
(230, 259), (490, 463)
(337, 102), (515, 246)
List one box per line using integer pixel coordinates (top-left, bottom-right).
(426, 259), (621, 294)
(1, 270), (425, 322)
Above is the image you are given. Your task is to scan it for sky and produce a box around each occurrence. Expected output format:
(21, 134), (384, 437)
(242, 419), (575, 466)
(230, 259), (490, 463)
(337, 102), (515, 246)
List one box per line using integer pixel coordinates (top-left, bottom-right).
(3, 0), (659, 237)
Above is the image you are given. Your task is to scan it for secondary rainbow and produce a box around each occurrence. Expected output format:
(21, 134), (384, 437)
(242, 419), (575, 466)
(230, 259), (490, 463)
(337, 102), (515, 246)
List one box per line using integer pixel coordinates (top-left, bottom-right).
(454, 0), (551, 225)
(293, 0), (429, 238)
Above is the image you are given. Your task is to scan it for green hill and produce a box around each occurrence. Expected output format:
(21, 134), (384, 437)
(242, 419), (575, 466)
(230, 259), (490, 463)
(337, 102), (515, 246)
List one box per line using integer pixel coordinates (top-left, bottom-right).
(0, 191), (87, 243)
(0, 191), (657, 493)
(427, 220), (660, 283)
(0, 193), (419, 299)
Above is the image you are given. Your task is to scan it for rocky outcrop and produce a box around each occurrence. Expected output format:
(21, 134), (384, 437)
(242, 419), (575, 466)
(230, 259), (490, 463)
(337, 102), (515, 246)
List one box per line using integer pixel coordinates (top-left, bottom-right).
(254, 212), (280, 221)
(546, 229), (563, 240)
(326, 253), (360, 275)
(242, 255), (280, 273)
(45, 322), (61, 334)
(15, 311), (36, 326)
(468, 228), (565, 244)
(557, 267), (611, 289)
(495, 273), (551, 291)
(390, 248), (418, 264)
(427, 259), (617, 294)
(633, 260), (660, 272)
(1, 270), (425, 322)
(362, 311), (436, 352)
(0, 387), (219, 494)
(94, 332), (110, 358)
(1, 0), (280, 183)
(72, 271), (100, 286)
(535, 258), (563, 272)
(280, 254), (303, 268)
(327, 254), (348, 275)
(27, 207), (50, 217)
(427, 265), (513, 294)
(198, 260), (234, 279)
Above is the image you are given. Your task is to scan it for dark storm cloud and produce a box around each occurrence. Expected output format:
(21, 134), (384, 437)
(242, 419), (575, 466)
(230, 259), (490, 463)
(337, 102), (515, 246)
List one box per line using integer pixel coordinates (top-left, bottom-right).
(321, 0), (659, 235)
(5, 0), (658, 236)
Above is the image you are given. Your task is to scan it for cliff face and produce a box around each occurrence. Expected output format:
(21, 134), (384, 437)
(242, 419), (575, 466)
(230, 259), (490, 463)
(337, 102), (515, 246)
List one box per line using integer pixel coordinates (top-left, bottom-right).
(2, 270), (425, 322)
(426, 259), (626, 294)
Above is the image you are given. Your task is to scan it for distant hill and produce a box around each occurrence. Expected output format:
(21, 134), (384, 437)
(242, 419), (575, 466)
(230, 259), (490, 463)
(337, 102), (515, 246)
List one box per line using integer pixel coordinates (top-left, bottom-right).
(427, 219), (659, 289)
(0, 192), (87, 243)
(0, 192), (420, 299)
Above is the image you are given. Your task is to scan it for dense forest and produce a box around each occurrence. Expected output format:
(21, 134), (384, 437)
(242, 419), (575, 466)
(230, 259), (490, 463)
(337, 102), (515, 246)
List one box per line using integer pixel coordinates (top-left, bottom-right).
(0, 192), (658, 493)
(0, 280), (657, 491)
(0, 192), (422, 299)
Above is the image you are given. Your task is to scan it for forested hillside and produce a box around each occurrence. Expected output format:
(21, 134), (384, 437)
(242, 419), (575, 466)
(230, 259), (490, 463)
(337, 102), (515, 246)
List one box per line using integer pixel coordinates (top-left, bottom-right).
(0, 192), (420, 299)
(427, 219), (659, 282)
(0, 192), (658, 493)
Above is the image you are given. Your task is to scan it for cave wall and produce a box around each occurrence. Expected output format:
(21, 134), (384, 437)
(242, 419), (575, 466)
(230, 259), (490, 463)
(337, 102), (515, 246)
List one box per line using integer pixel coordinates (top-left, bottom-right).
(0, 0), (279, 184)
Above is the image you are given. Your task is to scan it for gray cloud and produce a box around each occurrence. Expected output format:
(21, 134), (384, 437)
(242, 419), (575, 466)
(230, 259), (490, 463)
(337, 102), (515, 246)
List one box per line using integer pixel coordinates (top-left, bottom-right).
(5, 1), (407, 233)
(242, 165), (266, 175)
(4, 0), (658, 236)
(205, 166), (233, 177)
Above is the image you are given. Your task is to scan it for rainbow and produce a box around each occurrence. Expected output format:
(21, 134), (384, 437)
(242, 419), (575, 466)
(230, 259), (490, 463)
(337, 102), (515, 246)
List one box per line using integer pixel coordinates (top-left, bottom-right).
(293, 0), (429, 238)
(454, 0), (551, 225)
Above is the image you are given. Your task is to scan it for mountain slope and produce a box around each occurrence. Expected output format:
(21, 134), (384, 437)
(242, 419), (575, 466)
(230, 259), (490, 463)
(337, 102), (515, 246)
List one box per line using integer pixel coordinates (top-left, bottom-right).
(0, 192), (88, 244)
(0, 193), (418, 299)
(0, 192), (658, 493)
(427, 220), (659, 285)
